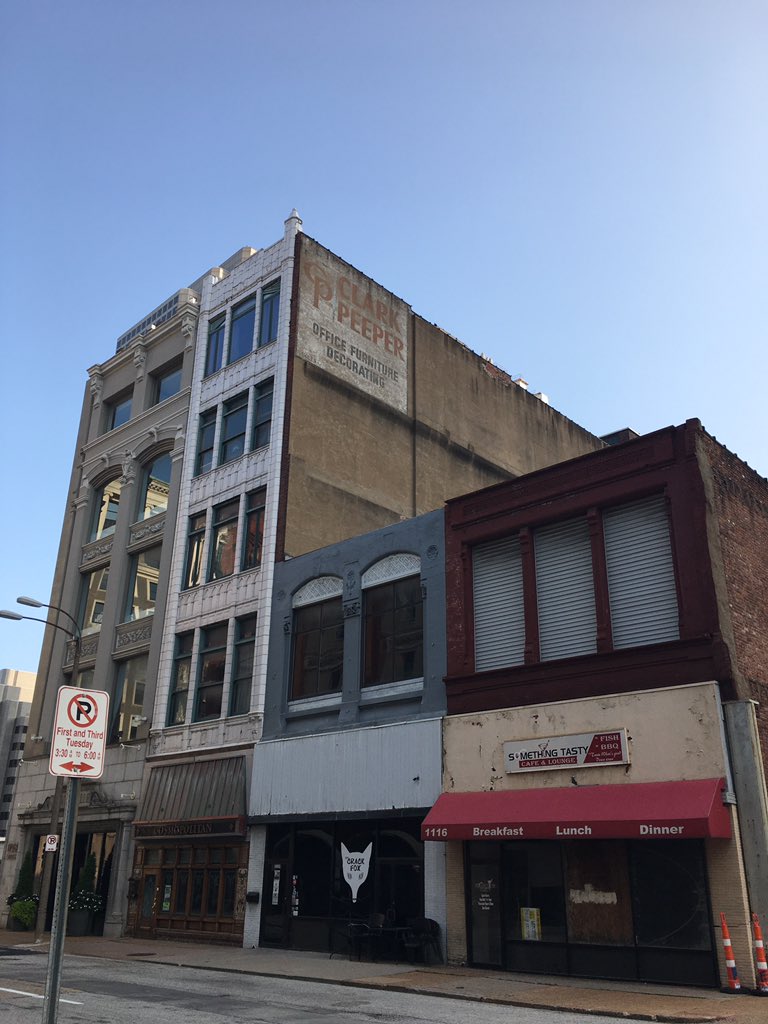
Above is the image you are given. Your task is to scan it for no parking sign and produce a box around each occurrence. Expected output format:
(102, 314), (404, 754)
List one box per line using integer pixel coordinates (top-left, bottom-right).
(49, 686), (109, 779)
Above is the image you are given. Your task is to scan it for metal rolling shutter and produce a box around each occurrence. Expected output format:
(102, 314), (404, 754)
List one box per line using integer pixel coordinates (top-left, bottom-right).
(535, 517), (597, 661)
(473, 536), (525, 671)
(603, 495), (679, 649)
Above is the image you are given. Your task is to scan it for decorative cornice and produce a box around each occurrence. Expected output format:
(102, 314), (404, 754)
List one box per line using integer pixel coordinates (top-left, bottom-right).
(115, 622), (153, 649)
(82, 539), (113, 563)
(130, 517), (165, 545)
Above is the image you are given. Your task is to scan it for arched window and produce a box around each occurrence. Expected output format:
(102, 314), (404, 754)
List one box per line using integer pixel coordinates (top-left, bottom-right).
(138, 453), (172, 521)
(290, 577), (344, 700)
(90, 478), (122, 541)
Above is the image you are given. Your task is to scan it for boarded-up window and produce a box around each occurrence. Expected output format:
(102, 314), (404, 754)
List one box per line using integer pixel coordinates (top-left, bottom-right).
(535, 518), (596, 661)
(473, 536), (525, 671)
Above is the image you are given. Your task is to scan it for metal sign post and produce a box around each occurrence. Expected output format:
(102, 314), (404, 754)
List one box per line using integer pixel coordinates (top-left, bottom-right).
(41, 688), (108, 1024)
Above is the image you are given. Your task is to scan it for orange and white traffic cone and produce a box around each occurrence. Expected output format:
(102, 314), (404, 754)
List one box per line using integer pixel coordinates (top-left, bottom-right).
(752, 914), (768, 996)
(720, 913), (741, 992)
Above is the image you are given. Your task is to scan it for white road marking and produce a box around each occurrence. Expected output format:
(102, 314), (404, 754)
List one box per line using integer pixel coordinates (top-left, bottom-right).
(0, 986), (82, 1004)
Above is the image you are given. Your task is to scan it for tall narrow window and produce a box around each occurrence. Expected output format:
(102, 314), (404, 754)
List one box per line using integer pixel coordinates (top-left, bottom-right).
(79, 567), (110, 635)
(196, 623), (227, 721)
(230, 615), (256, 716)
(184, 512), (206, 589)
(258, 280), (280, 347)
(220, 392), (248, 465)
(535, 517), (597, 661)
(209, 499), (239, 581)
(205, 314), (226, 377)
(363, 575), (423, 687)
(291, 596), (344, 700)
(242, 488), (266, 570)
(111, 654), (147, 742)
(252, 378), (274, 449)
(138, 453), (172, 520)
(125, 545), (162, 621)
(473, 535), (525, 671)
(90, 479), (122, 540)
(196, 409), (217, 475)
(168, 632), (194, 725)
(228, 296), (256, 364)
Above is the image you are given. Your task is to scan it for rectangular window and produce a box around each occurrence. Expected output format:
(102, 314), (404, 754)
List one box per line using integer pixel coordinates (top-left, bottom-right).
(168, 632), (194, 725)
(229, 614), (256, 716)
(242, 488), (266, 570)
(155, 362), (183, 404)
(111, 654), (147, 742)
(473, 536), (525, 671)
(79, 567), (110, 635)
(228, 296), (256, 363)
(535, 517), (597, 661)
(205, 314), (226, 377)
(125, 545), (162, 621)
(291, 597), (344, 700)
(196, 409), (217, 475)
(209, 499), (239, 581)
(363, 576), (423, 687)
(108, 392), (132, 430)
(184, 512), (206, 589)
(252, 377), (274, 449)
(258, 280), (280, 347)
(220, 392), (249, 465)
(90, 478), (122, 540)
(195, 622), (227, 721)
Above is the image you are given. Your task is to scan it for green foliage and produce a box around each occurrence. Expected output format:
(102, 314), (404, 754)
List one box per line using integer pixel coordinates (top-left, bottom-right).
(73, 853), (96, 895)
(15, 850), (35, 899)
(10, 897), (38, 928)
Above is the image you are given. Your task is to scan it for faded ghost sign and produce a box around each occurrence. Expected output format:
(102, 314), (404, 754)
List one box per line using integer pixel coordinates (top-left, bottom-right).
(298, 238), (409, 413)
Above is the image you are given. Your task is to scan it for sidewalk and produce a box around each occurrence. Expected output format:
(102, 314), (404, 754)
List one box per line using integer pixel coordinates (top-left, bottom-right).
(2, 929), (767, 1023)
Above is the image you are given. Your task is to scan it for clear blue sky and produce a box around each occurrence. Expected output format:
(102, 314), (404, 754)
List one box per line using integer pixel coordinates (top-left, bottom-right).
(1, 1), (766, 674)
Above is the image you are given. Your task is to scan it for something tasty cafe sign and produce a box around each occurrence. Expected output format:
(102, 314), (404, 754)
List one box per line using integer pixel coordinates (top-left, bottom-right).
(503, 729), (630, 774)
(297, 238), (408, 413)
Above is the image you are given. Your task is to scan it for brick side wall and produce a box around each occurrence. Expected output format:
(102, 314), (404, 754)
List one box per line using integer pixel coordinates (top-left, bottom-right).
(699, 431), (768, 767)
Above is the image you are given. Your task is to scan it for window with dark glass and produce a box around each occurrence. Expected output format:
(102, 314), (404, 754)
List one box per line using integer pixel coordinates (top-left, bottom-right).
(220, 392), (248, 464)
(196, 408), (217, 475)
(109, 392), (132, 430)
(363, 576), (423, 686)
(168, 632), (193, 725)
(258, 280), (280, 347)
(111, 653), (147, 742)
(252, 377), (274, 449)
(195, 622), (227, 721)
(291, 597), (344, 699)
(90, 478), (122, 540)
(79, 567), (110, 635)
(242, 488), (266, 570)
(125, 545), (162, 621)
(205, 314), (226, 377)
(229, 615), (256, 716)
(209, 499), (239, 581)
(155, 362), (182, 404)
(138, 453), (172, 520)
(184, 512), (206, 589)
(228, 296), (256, 364)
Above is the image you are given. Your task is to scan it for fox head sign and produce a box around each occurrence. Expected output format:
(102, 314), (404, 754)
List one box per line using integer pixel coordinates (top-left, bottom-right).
(340, 842), (372, 903)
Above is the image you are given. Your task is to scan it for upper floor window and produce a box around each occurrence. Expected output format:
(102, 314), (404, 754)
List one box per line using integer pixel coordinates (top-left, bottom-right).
(184, 512), (206, 589)
(111, 654), (147, 742)
(196, 622), (228, 721)
(252, 378), (274, 449)
(229, 296), (257, 364)
(290, 577), (344, 700)
(168, 632), (194, 725)
(242, 488), (266, 571)
(205, 314), (226, 377)
(220, 393), (248, 465)
(138, 453), (172, 520)
(90, 478), (122, 541)
(362, 555), (423, 687)
(154, 362), (183, 404)
(79, 566), (110, 635)
(125, 545), (162, 621)
(209, 499), (240, 581)
(196, 409), (217, 475)
(108, 392), (132, 431)
(258, 280), (280, 347)
(230, 614), (257, 716)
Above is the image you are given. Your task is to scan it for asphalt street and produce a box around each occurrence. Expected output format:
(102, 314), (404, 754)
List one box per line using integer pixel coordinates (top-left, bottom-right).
(0, 951), (650, 1024)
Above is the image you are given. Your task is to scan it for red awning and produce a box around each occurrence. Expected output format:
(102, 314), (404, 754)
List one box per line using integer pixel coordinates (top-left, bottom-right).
(421, 777), (731, 841)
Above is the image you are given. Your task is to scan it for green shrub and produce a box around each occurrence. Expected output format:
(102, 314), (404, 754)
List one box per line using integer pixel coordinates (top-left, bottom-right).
(10, 897), (38, 928)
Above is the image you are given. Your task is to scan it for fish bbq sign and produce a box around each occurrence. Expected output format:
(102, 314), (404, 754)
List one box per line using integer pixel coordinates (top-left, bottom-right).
(49, 686), (109, 779)
(504, 729), (629, 774)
